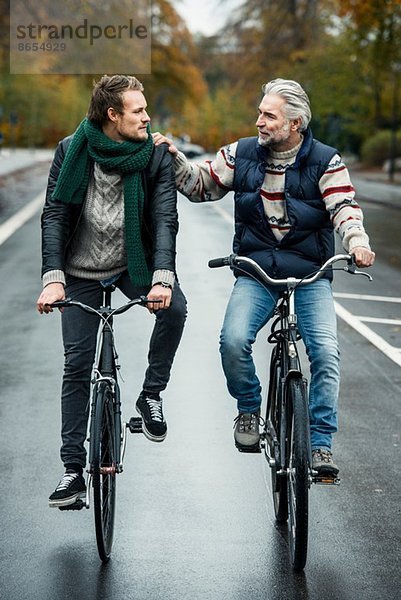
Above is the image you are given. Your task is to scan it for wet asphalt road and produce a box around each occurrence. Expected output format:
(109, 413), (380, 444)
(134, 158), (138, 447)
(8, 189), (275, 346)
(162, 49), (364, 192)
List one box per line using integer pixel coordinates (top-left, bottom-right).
(0, 163), (400, 600)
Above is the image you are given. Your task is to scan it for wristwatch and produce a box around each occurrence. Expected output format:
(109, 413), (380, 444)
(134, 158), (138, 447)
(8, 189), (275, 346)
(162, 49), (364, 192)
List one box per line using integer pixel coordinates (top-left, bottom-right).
(155, 281), (172, 289)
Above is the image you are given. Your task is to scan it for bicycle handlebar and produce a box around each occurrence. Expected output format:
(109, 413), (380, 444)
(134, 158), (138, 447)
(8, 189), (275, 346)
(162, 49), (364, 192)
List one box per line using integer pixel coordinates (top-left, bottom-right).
(208, 256), (232, 269)
(208, 253), (373, 286)
(51, 296), (161, 317)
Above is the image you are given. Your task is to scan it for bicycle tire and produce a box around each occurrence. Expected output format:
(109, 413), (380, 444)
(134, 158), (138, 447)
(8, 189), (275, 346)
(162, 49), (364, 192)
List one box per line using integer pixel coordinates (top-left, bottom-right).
(286, 376), (309, 571)
(266, 347), (288, 523)
(91, 381), (117, 562)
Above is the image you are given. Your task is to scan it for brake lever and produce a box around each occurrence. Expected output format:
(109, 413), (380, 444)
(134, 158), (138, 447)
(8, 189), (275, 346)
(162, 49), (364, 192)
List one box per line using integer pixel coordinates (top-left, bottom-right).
(353, 269), (373, 281)
(344, 262), (373, 281)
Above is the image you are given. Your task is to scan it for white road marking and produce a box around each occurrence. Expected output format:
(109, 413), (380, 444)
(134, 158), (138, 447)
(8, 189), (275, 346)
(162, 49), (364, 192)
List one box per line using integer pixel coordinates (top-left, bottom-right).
(356, 316), (401, 326)
(334, 292), (401, 304)
(0, 191), (43, 247)
(334, 301), (401, 367)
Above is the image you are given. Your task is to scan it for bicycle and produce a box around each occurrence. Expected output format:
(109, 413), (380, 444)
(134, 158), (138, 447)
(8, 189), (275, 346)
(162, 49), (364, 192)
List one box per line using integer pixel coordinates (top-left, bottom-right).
(52, 286), (159, 562)
(208, 253), (372, 571)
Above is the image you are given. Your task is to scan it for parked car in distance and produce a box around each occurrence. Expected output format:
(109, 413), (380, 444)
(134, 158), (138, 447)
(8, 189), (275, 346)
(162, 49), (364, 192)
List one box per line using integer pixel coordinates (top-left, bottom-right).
(169, 134), (205, 158)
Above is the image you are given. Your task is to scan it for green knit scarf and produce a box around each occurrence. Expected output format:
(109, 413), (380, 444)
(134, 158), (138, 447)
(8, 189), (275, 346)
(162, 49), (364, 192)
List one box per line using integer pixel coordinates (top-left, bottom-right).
(52, 118), (154, 286)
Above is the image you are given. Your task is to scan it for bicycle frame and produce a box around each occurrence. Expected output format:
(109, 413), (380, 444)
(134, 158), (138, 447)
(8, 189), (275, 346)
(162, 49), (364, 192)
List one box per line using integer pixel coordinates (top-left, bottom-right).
(86, 286), (123, 508)
(262, 288), (311, 481)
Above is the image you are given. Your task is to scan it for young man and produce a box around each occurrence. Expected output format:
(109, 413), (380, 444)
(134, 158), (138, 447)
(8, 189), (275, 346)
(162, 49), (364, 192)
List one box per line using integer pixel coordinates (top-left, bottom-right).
(153, 78), (375, 475)
(37, 75), (187, 508)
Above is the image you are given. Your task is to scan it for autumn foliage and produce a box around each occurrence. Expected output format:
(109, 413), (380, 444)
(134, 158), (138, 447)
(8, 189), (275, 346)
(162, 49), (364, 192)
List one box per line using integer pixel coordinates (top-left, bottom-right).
(0, 0), (401, 158)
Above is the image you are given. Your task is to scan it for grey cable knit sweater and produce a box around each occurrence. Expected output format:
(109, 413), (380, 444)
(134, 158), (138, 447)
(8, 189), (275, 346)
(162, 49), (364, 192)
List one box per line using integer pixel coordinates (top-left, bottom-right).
(66, 163), (127, 280)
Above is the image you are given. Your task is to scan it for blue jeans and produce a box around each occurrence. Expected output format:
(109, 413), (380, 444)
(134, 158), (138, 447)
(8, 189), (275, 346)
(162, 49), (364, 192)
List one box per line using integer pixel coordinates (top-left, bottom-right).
(60, 273), (187, 468)
(219, 276), (340, 450)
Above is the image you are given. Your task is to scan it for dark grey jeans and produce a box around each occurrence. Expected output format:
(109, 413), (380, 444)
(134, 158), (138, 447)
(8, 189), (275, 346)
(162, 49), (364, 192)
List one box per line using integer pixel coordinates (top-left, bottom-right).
(60, 273), (187, 468)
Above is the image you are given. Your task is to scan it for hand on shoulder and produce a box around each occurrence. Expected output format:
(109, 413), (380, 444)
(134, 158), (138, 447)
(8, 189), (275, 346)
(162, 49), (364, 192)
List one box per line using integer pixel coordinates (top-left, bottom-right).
(152, 132), (178, 156)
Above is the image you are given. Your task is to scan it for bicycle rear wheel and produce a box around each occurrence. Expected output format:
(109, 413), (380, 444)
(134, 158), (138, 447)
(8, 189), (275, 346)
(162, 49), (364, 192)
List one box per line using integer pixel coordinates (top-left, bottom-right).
(286, 376), (309, 571)
(266, 347), (288, 523)
(91, 381), (117, 562)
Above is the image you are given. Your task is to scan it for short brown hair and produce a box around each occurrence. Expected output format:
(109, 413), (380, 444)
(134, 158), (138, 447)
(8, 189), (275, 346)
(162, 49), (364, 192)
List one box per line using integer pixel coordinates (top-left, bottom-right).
(87, 74), (144, 125)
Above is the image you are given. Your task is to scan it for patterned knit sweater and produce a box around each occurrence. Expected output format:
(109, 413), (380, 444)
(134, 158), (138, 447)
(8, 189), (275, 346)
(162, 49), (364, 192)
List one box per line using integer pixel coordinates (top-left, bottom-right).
(175, 138), (371, 252)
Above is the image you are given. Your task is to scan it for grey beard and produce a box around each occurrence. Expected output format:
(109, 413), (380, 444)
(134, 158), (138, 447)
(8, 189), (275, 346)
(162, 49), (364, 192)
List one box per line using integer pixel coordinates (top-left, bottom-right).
(258, 134), (272, 147)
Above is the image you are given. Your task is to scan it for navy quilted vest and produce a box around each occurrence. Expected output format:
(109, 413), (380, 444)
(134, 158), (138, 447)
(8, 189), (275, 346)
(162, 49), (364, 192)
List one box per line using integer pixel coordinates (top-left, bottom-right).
(232, 128), (338, 281)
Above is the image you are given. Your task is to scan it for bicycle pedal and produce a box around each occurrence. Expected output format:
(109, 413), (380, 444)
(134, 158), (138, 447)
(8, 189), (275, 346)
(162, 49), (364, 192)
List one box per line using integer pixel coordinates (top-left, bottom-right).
(313, 474), (341, 486)
(235, 444), (261, 454)
(58, 499), (85, 511)
(127, 416), (143, 434)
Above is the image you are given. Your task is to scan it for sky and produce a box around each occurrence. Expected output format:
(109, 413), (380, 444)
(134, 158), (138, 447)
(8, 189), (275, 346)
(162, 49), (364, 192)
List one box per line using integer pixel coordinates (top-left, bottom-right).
(173, 0), (242, 36)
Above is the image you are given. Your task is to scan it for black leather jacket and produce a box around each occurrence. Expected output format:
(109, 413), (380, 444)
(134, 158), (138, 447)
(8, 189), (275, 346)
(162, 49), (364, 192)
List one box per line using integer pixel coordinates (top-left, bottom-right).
(41, 136), (179, 278)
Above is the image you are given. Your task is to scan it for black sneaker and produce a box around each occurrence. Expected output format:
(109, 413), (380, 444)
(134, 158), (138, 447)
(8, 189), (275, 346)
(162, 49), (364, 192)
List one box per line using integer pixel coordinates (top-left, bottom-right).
(136, 392), (167, 442)
(49, 471), (86, 508)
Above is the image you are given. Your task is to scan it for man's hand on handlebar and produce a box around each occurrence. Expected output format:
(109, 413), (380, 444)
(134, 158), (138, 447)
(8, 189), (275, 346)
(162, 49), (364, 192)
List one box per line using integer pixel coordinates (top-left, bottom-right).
(37, 282), (65, 314)
(349, 246), (375, 268)
(146, 284), (172, 314)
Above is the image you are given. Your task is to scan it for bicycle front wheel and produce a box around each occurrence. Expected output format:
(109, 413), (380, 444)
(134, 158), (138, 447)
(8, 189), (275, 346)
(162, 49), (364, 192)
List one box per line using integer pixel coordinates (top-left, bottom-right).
(91, 381), (117, 562)
(286, 376), (309, 571)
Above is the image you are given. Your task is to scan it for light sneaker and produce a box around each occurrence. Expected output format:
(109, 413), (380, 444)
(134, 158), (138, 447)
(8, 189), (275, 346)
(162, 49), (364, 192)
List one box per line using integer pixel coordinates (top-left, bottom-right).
(233, 412), (261, 452)
(312, 449), (339, 476)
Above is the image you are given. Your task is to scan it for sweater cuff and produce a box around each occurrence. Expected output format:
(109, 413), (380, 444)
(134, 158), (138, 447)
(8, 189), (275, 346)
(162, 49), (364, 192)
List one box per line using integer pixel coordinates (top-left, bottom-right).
(174, 150), (188, 171)
(42, 269), (66, 289)
(343, 229), (371, 253)
(174, 151), (197, 188)
(152, 269), (175, 288)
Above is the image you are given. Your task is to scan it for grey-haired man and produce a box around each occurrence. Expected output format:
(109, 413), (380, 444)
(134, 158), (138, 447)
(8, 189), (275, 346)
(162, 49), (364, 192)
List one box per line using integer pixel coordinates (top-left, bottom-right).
(154, 78), (375, 475)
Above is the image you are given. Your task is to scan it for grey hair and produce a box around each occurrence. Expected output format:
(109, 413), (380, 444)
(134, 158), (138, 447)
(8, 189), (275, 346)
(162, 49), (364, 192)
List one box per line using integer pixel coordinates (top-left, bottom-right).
(262, 78), (312, 131)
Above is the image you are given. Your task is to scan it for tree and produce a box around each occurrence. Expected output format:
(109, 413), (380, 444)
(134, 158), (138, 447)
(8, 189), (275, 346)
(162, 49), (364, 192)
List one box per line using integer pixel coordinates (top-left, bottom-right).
(191, 0), (401, 156)
(142, 0), (207, 126)
(191, 0), (333, 131)
(336, 0), (401, 128)
(0, 0), (207, 146)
